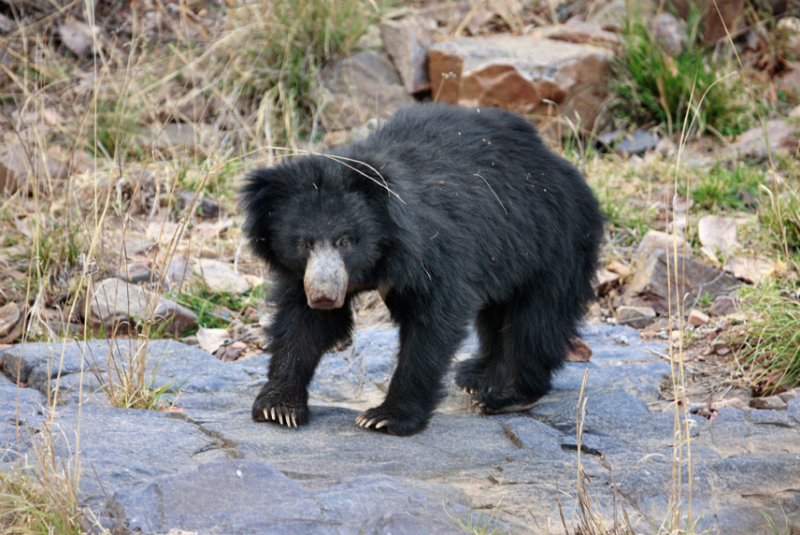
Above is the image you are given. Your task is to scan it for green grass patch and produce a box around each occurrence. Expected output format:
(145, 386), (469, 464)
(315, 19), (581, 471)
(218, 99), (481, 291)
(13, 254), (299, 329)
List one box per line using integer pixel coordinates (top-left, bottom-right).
(0, 468), (83, 535)
(608, 9), (754, 138)
(681, 163), (763, 212)
(735, 284), (800, 396)
(168, 281), (269, 334)
(759, 188), (800, 253)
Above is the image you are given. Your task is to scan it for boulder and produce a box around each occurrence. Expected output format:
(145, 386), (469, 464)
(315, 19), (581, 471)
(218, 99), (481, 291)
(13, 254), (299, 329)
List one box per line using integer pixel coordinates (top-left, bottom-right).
(428, 34), (612, 132)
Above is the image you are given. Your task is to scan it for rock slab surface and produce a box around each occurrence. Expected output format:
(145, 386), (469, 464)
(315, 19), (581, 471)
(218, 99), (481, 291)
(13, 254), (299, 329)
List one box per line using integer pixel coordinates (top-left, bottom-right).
(1, 324), (798, 534)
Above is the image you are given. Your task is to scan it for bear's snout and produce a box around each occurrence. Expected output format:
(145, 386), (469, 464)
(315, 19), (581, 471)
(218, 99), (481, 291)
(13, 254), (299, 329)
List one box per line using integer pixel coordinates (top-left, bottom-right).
(304, 244), (348, 309)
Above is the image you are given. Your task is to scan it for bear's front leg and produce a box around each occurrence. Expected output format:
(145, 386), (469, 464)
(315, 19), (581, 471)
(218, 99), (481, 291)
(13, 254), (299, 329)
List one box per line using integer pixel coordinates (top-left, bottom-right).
(357, 315), (467, 436)
(253, 282), (353, 427)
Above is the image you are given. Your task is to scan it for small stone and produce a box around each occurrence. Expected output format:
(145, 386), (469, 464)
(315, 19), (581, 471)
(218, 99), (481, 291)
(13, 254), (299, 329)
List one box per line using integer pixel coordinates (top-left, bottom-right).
(606, 260), (631, 278)
(0, 302), (22, 338)
(0, 141), (69, 193)
(623, 252), (737, 314)
(193, 259), (250, 294)
(176, 191), (220, 219)
(586, 0), (655, 32)
(117, 262), (153, 285)
(197, 327), (231, 354)
(192, 218), (233, 241)
(687, 309), (709, 327)
(724, 120), (798, 159)
(146, 221), (186, 244)
(544, 19), (621, 46)
(749, 396), (788, 411)
(698, 215), (738, 257)
(593, 268), (620, 291)
(160, 258), (192, 290)
(728, 256), (775, 284)
(616, 306), (656, 328)
(634, 230), (688, 258)
(643, 317), (671, 333)
(58, 18), (97, 56)
(652, 12), (687, 56)
(710, 295), (737, 316)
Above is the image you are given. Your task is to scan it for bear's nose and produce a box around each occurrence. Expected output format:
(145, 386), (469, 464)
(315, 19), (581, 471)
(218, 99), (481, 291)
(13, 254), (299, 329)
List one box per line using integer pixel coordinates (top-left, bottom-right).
(304, 243), (348, 309)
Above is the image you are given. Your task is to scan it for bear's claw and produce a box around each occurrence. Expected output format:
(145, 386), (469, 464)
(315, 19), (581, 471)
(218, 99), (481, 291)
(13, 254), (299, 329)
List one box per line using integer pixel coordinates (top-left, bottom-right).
(259, 405), (299, 427)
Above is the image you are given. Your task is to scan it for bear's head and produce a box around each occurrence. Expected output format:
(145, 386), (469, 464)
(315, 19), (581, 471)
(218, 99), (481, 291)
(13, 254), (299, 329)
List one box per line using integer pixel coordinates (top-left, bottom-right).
(240, 155), (395, 309)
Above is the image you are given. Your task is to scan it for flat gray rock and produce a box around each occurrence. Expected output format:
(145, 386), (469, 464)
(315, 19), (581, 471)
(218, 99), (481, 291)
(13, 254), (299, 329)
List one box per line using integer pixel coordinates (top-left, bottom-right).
(2, 324), (799, 534)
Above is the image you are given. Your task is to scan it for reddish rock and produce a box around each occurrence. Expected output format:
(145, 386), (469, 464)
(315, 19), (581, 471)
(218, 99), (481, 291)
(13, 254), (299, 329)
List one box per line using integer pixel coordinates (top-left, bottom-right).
(687, 309), (710, 326)
(428, 34), (611, 133)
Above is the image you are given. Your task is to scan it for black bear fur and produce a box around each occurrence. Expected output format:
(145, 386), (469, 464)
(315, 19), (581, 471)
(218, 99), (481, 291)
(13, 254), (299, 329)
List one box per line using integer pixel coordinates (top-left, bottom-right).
(240, 104), (604, 436)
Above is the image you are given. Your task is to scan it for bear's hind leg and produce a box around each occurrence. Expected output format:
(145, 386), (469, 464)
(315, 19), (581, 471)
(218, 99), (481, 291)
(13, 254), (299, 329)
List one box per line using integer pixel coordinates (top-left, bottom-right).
(455, 301), (506, 395)
(253, 282), (354, 427)
(472, 291), (571, 414)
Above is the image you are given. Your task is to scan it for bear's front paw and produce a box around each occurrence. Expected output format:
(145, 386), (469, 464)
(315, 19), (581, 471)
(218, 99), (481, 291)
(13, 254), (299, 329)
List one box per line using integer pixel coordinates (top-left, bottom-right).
(252, 390), (309, 428)
(356, 405), (429, 436)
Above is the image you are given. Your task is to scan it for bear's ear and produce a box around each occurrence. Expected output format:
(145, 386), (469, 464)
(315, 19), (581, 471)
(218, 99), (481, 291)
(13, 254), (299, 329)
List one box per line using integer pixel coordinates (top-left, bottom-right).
(239, 167), (296, 262)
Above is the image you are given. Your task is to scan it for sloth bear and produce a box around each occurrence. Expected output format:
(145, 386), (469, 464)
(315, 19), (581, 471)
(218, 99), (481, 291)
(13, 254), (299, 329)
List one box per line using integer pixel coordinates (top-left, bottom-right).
(241, 104), (604, 436)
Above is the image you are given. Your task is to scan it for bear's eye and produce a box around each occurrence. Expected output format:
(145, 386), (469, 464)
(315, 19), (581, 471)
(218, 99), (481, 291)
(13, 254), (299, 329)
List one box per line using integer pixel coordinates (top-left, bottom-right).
(299, 239), (311, 250)
(336, 237), (349, 249)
